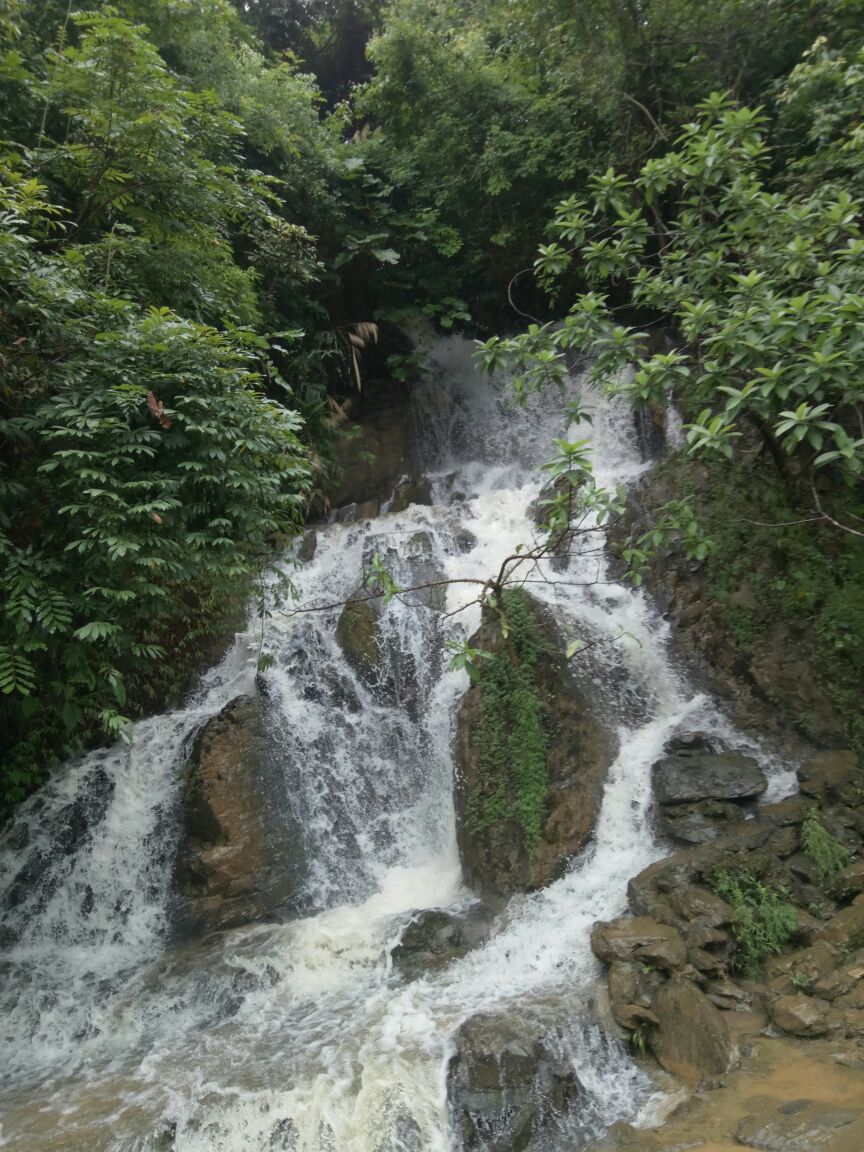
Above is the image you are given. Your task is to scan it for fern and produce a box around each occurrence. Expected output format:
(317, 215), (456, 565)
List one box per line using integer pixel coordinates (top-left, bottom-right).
(802, 809), (852, 880)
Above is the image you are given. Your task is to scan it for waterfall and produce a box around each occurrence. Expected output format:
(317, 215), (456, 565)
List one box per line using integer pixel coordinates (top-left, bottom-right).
(0, 336), (795, 1152)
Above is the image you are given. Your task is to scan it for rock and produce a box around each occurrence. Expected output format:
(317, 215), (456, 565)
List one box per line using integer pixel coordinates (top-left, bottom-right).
(797, 750), (862, 807)
(769, 993), (832, 1037)
(832, 860), (864, 899)
(607, 961), (663, 1029)
(658, 799), (745, 845)
(334, 502), (359, 523)
(391, 906), (492, 979)
(389, 474), (433, 513)
(668, 885), (734, 929)
(736, 1101), (863, 1150)
(665, 731), (724, 756)
(650, 976), (732, 1082)
(652, 751), (767, 806)
(336, 530), (447, 717)
(447, 1014), (582, 1152)
(296, 529), (317, 562)
(356, 498), (380, 519)
(706, 978), (750, 1010)
(336, 594), (381, 682)
(173, 696), (299, 932)
(591, 916), (687, 971)
(454, 592), (614, 896)
(326, 383), (412, 510)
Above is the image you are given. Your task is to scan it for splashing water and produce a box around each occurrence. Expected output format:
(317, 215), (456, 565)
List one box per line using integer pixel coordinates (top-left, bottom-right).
(0, 336), (796, 1151)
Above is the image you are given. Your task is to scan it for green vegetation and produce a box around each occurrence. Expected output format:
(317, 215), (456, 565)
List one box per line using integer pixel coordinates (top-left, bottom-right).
(4, 0), (864, 818)
(642, 453), (864, 756)
(710, 867), (797, 976)
(468, 589), (548, 854)
(802, 809), (853, 880)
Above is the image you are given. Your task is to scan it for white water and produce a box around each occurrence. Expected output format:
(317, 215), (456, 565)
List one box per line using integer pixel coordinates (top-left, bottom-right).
(0, 336), (795, 1151)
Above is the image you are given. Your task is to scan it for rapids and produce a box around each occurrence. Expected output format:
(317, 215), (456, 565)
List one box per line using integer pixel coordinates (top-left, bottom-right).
(0, 335), (795, 1151)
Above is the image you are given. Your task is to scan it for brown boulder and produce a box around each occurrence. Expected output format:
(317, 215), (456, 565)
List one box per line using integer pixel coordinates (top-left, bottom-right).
(591, 916), (687, 971)
(797, 750), (862, 807)
(769, 993), (832, 1037)
(650, 976), (732, 1082)
(454, 592), (614, 896)
(173, 696), (299, 932)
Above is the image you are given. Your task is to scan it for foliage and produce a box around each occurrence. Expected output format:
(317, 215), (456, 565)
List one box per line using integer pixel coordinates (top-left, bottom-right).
(643, 453), (864, 757)
(802, 808), (853, 880)
(467, 588), (549, 854)
(0, 2), (353, 812)
(481, 92), (864, 489)
(710, 867), (797, 975)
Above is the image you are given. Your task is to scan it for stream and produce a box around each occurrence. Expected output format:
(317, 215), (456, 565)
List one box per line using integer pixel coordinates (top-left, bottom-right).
(0, 334), (795, 1151)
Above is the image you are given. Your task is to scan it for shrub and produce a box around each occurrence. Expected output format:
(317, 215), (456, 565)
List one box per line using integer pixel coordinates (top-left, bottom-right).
(710, 867), (797, 976)
(802, 808), (852, 880)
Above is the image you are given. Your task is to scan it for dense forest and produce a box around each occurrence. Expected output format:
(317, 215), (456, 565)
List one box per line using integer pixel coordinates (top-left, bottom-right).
(2, 0), (863, 816)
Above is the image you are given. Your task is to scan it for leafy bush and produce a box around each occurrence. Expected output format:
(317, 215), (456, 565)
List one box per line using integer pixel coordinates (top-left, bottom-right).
(710, 867), (797, 976)
(802, 809), (852, 880)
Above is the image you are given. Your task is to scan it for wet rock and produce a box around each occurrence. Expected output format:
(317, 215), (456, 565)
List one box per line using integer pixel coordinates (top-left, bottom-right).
(326, 384), (412, 510)
(833, 860), (864, 900)
(152, 1121), (177, 1151)
(391, 906), (493, 979)
(447, 1014), (582, 1152)
(173, 696), (300, 932)
(389, 474), (433, 513)
(357, 498), (381, 519)
(334, 502), (359, 523)
(658, 799), (745, 845)
(769, 993), (833, 1037)
(736, 1100), (863, 1150)
(668, 885), (734, 929)
(336, 594), (381, 681)
(591, 917), (687, 971)
(706, 978), (750, 1010)
(797, 750), (862, 807)
(296, 529), (317, 562)
(650, 976), (732, 1082)
(607, 961), (663, 1029)
(664, 731), (724, 757)
(336, 529), (447, 716)
(652, 752), (767, 806)
(454, 592), (614, 896)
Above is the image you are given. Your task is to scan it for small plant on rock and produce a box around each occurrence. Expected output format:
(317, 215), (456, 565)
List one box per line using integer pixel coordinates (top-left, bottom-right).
(790, 969), (812, 992)
(629, 1021), (651, 1055)
(801, 808), (852, 881)
(709, 867), (797, 976)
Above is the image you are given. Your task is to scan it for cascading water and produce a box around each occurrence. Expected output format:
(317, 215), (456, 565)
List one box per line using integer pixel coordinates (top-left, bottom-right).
(0, 335), (795, 1152)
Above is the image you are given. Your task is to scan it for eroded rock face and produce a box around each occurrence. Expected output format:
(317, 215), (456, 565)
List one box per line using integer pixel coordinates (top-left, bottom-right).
(173, 696), (300, 933)
(454, 593), (615, 896)
(447, 1014), (582, 1152)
